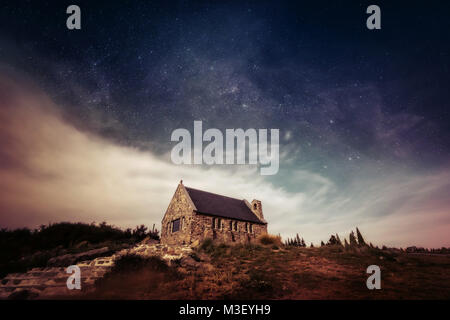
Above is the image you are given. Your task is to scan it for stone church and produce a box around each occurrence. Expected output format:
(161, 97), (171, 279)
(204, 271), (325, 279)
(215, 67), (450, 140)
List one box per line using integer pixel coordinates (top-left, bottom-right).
(161, 181), (268, 245)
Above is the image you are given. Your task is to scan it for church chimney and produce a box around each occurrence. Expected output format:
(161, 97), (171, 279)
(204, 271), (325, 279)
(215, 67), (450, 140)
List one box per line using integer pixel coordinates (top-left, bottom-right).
(250, 199), (264, 221)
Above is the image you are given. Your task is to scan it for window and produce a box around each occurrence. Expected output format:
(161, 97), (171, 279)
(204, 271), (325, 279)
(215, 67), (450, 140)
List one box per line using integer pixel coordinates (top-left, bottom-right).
(182, 217), (185, 230)
(172, 219), (180, 232)
(249, 224), (253, 233)
(212, 217), (216, 228)
(245, 222), (248, 232)
(253, 203), (257, 210)
(218, 218), (222, 229)
(229, 221), (233, 230)
(234, 221), (238, 231)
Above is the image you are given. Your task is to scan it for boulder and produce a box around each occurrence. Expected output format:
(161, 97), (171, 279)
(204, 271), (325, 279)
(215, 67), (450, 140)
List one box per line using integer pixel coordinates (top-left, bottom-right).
(179, 256), (201, 269)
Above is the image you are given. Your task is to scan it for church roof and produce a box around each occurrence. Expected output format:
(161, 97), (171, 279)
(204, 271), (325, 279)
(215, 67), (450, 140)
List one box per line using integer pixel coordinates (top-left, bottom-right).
(184, 187), (266, 224)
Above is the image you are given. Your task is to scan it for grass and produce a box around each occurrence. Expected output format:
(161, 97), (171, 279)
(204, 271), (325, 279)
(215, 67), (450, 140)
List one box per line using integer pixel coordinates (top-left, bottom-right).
(258, 234), (283, 247)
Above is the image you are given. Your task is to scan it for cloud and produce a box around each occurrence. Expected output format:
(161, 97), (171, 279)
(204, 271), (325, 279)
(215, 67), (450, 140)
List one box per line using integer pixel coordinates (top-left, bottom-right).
(0, 73), (449, 248)
(0, 73), (298, 232)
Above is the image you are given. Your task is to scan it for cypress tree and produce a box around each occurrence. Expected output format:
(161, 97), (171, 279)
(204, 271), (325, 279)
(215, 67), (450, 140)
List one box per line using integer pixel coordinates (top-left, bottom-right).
(336, 234), (342, 246)
(296, 234), (301, 246)
(356, 227), (366, 246)
(349, 231), (357, 246)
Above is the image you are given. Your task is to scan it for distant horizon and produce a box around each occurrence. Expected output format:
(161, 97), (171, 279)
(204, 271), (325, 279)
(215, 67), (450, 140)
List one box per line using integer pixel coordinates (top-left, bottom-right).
(2, 218), (448, 250)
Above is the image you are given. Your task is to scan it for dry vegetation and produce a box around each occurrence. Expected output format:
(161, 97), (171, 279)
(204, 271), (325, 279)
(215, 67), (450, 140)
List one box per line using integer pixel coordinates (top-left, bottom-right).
(84, 237), (450, 300)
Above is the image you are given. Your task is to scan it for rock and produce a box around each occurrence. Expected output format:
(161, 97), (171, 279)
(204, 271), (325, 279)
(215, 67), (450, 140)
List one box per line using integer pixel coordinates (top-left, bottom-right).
(47, 247), (110, 266)
(140, 237), (159, 245)
(179, 256), (200, 269)
(191, 240), (200, 248)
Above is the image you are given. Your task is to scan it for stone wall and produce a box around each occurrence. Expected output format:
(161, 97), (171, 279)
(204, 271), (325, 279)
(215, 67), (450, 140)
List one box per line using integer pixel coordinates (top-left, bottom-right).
(161, 184), (196, 245)
(190, 214), (267, 245)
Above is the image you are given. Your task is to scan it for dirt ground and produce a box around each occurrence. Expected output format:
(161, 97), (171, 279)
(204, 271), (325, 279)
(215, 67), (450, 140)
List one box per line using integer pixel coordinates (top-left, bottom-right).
(81, 244), (450, 300)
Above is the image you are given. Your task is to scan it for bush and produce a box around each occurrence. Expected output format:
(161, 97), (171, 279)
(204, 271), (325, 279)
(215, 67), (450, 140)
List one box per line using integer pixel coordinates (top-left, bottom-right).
(199, 238), (214, 252)
(258, 234), (282, 246)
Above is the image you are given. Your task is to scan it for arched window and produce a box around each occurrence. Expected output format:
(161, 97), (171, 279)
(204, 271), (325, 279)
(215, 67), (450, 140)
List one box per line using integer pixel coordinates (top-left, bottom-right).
(234, 221), (238, 231)
(218, 218), (222, 230)
(212, 217), (216, 229)
(229, 221), (233, 230)
(253, 203), (257, 210)
(249, 224), (253, 233)
(245, 222), (248, 232)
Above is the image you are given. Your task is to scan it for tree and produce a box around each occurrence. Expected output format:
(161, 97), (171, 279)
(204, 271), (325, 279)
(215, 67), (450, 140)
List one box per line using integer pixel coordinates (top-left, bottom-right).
(336, 234), (342, 246)
(132, 224), (148, 240)
(344, 238), (349, 247)
(310, 243), (314, 248)
(320, 241), (325, 247)
(327, 235), (338, 246)
(296, 234), (301, 246)
(284, 234), (308, 247)
(349, 231), (357, 246)
(356, 227), (366, 246)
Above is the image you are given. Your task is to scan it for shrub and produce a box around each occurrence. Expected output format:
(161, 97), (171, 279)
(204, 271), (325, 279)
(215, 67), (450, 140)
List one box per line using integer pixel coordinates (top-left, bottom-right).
(258, 234), (282, 246)
(111, 254), (168, 273)
(199, 238), (214, 253)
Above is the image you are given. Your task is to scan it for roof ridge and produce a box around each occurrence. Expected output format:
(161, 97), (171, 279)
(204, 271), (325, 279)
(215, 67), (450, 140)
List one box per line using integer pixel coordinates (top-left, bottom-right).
(185, 186), (244, 202)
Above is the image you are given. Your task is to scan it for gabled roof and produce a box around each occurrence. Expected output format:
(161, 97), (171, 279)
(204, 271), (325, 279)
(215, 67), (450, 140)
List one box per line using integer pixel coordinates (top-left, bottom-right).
(184, 186), (265, 224)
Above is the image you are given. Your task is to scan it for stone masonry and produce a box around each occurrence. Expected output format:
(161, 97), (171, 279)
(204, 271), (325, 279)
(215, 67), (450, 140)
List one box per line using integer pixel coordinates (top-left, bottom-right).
(161, 182), (268, 246)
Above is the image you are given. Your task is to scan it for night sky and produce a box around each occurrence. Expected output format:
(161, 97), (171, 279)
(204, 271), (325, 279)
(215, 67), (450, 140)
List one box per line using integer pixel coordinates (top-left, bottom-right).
(1, 0), (449, 247)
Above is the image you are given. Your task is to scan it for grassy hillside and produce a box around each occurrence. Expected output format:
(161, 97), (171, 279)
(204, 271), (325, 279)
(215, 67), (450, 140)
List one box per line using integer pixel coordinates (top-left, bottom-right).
(0, 222), (159, 278)
(84, 239), (450, 300)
